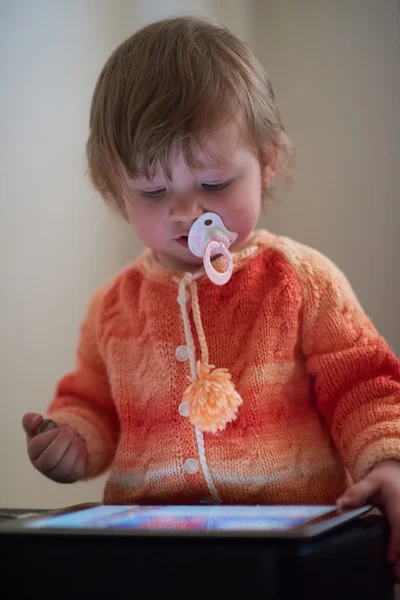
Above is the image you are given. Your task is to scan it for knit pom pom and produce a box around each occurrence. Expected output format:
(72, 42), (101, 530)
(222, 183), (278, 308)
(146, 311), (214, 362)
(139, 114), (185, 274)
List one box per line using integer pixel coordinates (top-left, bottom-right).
(183, 361), (243, 433)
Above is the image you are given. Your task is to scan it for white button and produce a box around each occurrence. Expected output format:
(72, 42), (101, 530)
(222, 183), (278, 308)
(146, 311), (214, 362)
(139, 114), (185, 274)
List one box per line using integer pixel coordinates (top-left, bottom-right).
(184, 458), (199, 474)
(175, 345), (189, 361)
(178, 401), (190, 417)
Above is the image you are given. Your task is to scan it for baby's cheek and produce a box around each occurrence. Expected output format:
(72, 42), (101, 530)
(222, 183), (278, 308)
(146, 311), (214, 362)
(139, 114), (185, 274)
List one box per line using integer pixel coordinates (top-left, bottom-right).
(144, 221), (169, 251)
(230, 185), (261, 223)
(125, 205), (163, 246)
(233, 206), (259, 237)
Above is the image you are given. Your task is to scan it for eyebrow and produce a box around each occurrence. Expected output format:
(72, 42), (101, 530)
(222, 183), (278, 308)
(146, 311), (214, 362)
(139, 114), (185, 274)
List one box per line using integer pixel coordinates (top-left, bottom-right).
(189, 159), (235, 173)
(130, 164), (233, 183)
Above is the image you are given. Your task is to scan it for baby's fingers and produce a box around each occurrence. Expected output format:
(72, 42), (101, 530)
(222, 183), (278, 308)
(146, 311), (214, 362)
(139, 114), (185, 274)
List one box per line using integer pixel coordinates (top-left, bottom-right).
(47, 440), (87, 483)
(337, 477), (380, 508)
(22, 413), (43, 441)
(45, 441), (79, 482)
(27, 428), (60, 462)
(384, 495), (400, 568)
(30, 427), (74, 473)
(64, 454), (86, 483)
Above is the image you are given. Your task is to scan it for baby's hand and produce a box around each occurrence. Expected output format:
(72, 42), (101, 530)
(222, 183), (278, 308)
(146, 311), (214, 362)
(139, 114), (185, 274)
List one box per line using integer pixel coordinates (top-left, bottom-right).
(22, 413), (87, 483)
(337, 459), (400, 582)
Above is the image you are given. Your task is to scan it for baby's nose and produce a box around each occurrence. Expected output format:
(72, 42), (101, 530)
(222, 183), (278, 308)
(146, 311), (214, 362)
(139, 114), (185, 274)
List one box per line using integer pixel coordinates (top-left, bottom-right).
(169, 197), (203, 222)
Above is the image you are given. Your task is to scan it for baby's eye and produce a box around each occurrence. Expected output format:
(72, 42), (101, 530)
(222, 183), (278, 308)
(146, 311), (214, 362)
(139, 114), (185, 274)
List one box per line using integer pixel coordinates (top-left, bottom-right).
(202, 181), (231, 191)
(140, 188), (166, 198)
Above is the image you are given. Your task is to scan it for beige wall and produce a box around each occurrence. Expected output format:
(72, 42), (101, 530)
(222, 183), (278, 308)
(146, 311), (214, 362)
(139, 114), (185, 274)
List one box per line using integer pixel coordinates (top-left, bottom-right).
(255, 0), (400, 355)
(1, 0), (399, 509)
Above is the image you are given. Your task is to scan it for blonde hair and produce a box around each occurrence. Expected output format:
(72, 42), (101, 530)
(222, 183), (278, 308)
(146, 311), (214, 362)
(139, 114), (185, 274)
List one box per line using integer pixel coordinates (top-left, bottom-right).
(86, 16), (293, 216)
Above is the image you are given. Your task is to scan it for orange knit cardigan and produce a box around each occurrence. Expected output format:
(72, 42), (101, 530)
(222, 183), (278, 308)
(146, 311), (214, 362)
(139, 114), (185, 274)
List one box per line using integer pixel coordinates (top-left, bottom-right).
(47, 231), (400, 505)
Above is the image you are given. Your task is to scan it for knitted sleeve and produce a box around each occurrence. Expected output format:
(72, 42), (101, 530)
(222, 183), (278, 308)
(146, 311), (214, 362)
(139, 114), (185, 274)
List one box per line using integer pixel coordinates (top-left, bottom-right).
(46, 286), (119, 479)
(298, 249), (400, 483)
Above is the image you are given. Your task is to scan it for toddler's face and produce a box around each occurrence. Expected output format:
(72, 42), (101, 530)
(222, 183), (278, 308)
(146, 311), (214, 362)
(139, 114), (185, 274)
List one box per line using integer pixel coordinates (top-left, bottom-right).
(125, 123), (270, 272)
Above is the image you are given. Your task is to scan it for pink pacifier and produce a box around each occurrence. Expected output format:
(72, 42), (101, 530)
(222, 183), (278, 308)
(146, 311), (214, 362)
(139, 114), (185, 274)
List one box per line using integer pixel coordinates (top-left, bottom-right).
(188, 213), (238, 285)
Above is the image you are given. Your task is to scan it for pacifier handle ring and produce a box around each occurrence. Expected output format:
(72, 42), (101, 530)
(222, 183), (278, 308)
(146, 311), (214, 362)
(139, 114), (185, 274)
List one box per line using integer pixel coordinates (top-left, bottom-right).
(203, 241), (233, 286)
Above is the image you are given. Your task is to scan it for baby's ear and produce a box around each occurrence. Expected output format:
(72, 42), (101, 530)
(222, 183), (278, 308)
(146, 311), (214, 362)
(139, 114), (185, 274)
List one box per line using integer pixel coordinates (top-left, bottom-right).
(262, 138), (279, 190)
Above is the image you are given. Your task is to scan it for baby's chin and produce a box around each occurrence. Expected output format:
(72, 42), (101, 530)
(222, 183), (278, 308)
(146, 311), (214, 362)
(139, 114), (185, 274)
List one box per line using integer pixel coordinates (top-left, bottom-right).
(155, 249), (204, 272)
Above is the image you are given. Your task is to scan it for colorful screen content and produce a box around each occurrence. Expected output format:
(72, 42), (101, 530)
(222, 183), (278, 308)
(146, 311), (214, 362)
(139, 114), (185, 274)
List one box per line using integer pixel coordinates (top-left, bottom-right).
(26, 505), (335, 532)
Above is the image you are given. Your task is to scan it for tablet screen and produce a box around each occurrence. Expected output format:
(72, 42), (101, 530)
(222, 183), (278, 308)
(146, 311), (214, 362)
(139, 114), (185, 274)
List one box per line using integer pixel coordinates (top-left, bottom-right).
(26, 504), (342, 533)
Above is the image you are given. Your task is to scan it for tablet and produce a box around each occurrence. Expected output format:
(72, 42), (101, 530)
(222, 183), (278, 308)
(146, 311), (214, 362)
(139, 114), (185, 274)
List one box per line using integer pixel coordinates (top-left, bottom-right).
(0, 503), (373, 539)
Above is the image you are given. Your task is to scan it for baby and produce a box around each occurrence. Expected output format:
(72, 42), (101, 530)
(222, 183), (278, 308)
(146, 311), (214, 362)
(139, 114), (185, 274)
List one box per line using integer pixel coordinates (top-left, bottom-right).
(22, 16), (400, 579)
